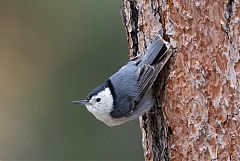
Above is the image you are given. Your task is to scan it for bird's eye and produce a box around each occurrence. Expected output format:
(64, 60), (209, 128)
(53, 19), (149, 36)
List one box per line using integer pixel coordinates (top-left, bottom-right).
(96, 98), (101, 102)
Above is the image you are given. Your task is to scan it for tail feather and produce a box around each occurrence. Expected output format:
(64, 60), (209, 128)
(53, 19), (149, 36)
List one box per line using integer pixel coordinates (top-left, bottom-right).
(139, 37), (170, 66)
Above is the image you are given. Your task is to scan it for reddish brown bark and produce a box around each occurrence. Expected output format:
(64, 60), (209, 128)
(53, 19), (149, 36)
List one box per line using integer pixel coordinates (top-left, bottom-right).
(122, 0), (240, 160)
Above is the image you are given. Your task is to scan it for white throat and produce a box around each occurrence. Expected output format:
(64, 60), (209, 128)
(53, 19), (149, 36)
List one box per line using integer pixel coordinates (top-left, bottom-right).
(85, 87), (115, 126)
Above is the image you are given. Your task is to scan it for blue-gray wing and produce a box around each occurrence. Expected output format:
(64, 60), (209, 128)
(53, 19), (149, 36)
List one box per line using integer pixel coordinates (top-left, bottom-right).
(137, 51), (172, 100)
(110, 37), (171, 118)
(137, 37), (171, 100)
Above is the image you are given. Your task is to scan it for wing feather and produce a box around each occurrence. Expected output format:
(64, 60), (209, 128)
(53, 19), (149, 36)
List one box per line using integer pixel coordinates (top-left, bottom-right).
(137, 50), (172, 100)
(137, 65), (155, 98)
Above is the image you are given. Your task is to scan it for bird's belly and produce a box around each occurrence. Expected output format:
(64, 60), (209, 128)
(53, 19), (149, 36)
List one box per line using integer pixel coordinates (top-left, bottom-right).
(94, 112), (130, 127)
(86, 106), (130, 127)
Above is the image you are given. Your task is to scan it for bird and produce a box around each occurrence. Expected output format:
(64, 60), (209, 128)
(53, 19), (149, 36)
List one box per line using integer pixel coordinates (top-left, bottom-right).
(73, 36), (172, 126)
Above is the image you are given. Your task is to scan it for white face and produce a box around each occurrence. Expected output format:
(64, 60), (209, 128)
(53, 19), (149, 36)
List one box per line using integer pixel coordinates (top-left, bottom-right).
(85, 87), (115, 125)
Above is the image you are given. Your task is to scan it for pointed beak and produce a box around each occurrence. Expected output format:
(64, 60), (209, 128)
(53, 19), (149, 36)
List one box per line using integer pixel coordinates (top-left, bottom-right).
(72, 99), (91, 105)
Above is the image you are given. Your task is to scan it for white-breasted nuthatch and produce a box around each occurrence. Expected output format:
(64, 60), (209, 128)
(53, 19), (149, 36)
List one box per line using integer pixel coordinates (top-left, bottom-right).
(73, 37), (172, 126)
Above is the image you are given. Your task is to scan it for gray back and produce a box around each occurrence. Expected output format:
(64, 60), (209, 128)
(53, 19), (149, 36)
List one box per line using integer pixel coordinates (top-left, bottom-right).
(109, 61), (139, 117)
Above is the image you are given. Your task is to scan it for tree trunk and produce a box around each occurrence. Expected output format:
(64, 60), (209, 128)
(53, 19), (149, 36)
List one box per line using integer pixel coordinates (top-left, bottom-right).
(121, 0), (240, 160)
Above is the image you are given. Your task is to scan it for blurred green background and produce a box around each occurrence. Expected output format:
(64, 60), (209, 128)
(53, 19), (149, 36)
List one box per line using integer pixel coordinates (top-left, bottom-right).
(0, 0), (143, 160)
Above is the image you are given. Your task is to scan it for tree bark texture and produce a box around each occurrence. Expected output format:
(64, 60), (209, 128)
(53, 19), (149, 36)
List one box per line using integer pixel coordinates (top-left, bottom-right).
(121, 0), (240, 161)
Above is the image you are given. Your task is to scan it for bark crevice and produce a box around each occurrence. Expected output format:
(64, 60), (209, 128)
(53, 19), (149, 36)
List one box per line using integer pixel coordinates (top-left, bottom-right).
(129, 0), (139, 56)
(224, 0), (234, 41)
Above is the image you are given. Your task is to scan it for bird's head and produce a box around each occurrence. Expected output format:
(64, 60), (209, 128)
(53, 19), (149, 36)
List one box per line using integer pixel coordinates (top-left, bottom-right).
(73, 81), (115, 125)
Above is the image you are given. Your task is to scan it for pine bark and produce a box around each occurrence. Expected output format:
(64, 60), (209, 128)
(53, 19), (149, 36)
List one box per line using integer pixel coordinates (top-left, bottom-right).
(121, 0), (240, 160)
